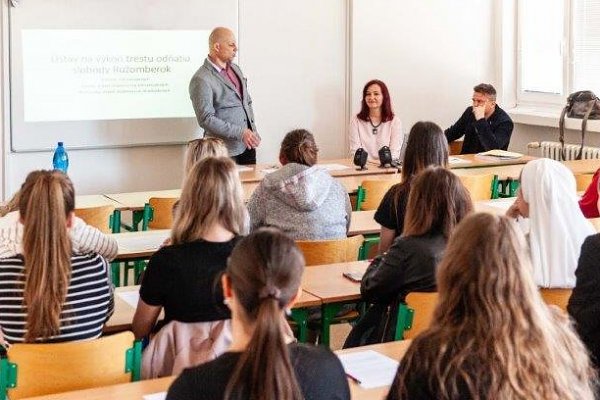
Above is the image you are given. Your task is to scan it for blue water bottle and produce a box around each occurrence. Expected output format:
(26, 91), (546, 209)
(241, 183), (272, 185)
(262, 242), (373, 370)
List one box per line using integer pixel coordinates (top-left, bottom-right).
(52, 142), (69, 173)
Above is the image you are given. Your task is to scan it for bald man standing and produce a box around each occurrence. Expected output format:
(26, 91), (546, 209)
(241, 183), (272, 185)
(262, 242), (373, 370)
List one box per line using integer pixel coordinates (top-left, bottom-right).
(189, 27), (260, 165)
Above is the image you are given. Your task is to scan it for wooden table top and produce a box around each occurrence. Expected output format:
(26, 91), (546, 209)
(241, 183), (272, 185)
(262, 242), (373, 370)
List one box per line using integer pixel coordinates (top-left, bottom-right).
(302, 260), (369, 303)
(105, 285), (322, 333)
(23, 340), (413, 400)
(75, 195), (123, 209)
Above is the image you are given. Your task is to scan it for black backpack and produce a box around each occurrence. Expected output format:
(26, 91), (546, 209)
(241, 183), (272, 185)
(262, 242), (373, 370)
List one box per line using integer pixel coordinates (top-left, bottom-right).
(559, 90), (600, 160)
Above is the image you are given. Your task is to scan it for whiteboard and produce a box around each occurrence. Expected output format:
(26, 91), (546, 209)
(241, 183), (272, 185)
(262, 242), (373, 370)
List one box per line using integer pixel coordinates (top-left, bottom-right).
(8, 0), (239, 151)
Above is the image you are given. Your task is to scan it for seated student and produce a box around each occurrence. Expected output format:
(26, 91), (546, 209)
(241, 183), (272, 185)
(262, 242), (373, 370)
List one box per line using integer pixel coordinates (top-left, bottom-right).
(167, 228), (350, 400)
(569, 178), (600, 369)
(0, 171), (114, 343)
(184, 137), (228, 176)
(0, 191), (118, 261)
(506, 158), (595, 287)
(387, 213), (597, 400)
(247, 129), (351, 240)
(133, 157), (246, 376)
(348, 79), (403, 162)
(344, 167), (472, 347)
(445, 83), (514, 154)
(579, 167), (600, 218)
(375, 121), (449, 253)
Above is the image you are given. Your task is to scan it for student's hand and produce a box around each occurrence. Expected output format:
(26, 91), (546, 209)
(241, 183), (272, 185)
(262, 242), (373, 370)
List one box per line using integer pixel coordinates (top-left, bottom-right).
(160, 237), (171, 248)
(472, 104), (486, 120)
(242, 129), (261, 149)
(506, 202), (522, 219)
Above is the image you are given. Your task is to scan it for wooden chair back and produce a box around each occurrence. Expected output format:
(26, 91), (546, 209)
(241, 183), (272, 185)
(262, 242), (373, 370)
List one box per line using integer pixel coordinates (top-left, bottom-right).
(148, 197), (179, 230)
(458, 174), (495, 201)
(402, 292), (438, 340)
(74, 205), (115, 233)
(357, 179), (396, 211)
(296, 235), (364, 266)
(4, 331), (140, 399)
(449, 140), (463, 155)
(539, 288), (572, 312)
(394, 292), (438, 340)
(574, 173), (594, 192)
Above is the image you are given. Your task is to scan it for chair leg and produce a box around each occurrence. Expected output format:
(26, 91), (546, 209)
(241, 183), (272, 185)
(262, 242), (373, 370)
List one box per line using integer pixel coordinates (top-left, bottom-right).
(110, 262), (121, 287)
(290, 309), (309, 343)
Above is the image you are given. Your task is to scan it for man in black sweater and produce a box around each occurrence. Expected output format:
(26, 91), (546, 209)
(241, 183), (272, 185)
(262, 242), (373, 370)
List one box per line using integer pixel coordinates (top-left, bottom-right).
(445, 83), (514, 154)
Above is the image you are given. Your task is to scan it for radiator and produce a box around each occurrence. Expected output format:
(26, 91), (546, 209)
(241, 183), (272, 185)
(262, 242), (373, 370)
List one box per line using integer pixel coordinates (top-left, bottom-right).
(527, 141), (600, 161)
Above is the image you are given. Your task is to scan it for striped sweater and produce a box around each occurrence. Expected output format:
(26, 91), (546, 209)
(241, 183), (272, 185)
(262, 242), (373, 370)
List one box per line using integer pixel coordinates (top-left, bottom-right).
(0, 253), (114, 343)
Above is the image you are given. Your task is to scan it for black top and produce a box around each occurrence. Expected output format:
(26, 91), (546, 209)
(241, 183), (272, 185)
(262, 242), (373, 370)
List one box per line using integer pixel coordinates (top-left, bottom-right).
(166, 343), (351, 400)
(445, 105), (514, 154)
(374, 181), (411, 237)
(568, 233), (600, 368)
(344, 233), (446, 345)
(361, 233), (446, 305)
(140, 238), (240, 324)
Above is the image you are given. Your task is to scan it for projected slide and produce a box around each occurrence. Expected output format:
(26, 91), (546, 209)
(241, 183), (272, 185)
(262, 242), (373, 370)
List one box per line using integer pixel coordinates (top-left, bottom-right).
(21, 29), (208, 122)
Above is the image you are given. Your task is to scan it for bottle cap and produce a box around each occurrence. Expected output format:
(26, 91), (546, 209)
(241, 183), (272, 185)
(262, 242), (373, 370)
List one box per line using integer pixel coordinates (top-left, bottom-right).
(58, 142), (63, 146)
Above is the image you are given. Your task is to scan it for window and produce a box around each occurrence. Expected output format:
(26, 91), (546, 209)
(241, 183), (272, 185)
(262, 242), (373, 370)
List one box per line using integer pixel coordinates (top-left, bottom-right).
(517, 0), (600, 106)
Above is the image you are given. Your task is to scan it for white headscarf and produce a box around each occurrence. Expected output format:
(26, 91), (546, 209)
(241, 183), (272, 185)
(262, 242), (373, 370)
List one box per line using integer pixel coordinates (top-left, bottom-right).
(520, 158), (595, 288)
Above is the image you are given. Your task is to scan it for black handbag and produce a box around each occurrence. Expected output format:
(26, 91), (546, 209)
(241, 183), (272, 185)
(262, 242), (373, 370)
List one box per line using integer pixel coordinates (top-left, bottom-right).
(558, 90), (600, 160)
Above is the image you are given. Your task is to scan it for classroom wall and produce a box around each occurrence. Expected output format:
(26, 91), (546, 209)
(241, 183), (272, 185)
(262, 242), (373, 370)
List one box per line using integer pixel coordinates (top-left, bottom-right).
(0, 1), (499, 198)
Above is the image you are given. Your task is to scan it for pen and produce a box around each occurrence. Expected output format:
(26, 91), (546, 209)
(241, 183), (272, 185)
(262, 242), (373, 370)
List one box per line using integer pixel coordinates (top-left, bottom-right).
(346, 373), (362, 385)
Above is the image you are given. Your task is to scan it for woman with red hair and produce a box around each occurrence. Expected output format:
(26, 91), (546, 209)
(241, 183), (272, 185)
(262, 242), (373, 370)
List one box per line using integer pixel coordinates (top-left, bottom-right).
(349, 79), (403, 162)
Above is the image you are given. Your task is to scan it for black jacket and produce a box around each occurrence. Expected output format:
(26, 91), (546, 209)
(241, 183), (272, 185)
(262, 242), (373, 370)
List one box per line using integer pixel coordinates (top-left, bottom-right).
(344, 233), (446, 348)
(568, 233), (600, 369)
(445, 104), (514, 154)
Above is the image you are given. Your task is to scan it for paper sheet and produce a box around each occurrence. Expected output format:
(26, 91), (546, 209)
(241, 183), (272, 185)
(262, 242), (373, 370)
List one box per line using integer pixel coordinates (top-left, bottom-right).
(478, 198), (515, 210)
(143, 392), (167, 400)
(117, 291), (140, 309)
(338, 350), (399, 389)
(449, 156), (472, 164)
(117, 231), (170, 252)
(260, 167), (279, 174)
(236, 165), (252, 172)
(476, 149), (523, 159)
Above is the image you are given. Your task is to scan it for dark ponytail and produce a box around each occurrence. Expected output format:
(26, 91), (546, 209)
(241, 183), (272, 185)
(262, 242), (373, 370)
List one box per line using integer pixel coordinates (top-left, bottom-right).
(224, 228), (305, 400)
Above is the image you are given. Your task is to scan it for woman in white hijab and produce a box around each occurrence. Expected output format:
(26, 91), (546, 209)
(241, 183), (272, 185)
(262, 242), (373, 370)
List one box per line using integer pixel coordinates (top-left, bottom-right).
(506, 158), (595, 288)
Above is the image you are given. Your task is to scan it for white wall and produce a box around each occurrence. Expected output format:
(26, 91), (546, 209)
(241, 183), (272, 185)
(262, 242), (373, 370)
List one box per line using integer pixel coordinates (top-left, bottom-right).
(0, 1), (500, 199)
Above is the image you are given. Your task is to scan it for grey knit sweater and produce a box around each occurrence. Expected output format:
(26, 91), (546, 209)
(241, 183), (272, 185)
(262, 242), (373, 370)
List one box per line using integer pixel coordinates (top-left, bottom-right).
(247, 163), (351, 240)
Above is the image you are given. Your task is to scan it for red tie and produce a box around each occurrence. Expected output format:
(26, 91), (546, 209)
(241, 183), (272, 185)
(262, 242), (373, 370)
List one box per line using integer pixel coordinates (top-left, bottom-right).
(220, 65), (242, 96)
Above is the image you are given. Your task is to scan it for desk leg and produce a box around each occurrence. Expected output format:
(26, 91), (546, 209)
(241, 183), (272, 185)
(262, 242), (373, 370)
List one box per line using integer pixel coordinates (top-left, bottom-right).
(290, 308), (309, 343)
(320, 303), (343, 348)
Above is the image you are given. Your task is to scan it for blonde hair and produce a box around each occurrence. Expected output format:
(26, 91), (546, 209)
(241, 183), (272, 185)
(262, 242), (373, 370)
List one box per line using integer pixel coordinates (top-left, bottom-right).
(18, 170), (74, 342)
(396, 213), (597, 399)
(172, 157), (245, 245)
(184, 137), (228, 177)
(0, 190), (20, 217)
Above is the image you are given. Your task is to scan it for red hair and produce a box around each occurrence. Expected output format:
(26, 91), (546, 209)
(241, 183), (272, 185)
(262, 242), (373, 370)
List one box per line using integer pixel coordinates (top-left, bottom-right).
(357, 79), (394, 122)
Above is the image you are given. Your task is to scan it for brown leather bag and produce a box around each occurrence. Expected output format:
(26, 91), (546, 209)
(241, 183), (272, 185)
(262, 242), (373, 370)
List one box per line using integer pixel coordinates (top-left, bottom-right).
(559, 91), (600, 160)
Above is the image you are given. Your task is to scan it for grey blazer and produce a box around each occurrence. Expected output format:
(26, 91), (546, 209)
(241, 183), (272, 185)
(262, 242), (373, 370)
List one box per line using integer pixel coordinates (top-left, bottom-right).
(189, 59), (258, 156)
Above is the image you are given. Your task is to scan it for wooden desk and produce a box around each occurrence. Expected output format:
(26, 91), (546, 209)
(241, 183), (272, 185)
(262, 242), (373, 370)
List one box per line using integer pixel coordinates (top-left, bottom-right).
(302, 260), (369, 346)
(105, 189), (182, 211)
(75, 195), (122, 209)
(349, 210), (379, 235)
(105, 285), (322, 341)
(562, 158), (600, 174)
(111, 211), (379, 261)
(23, 340), (413, 400)
(336, 340), (412, 400)
(22, 376), (175, 400)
